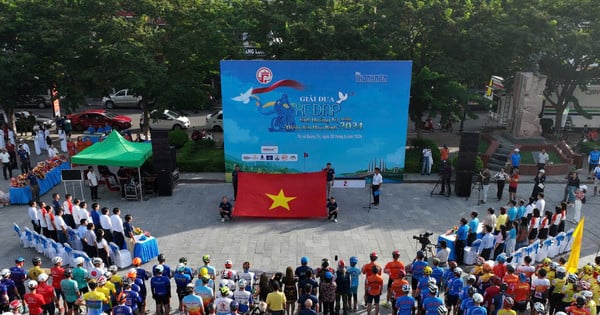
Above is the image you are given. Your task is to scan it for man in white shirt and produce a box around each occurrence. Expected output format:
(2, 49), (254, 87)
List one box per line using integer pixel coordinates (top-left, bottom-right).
(87, 166), (99, 201)
(99, 207), (113, 243)
(535, 192), (546, 213)
(28, 201), (40, 233)
(78, 201), (90, 223)
(0, 148), (12, 180)
(110, 208), (125, 249)
(537, 149), (550, 170)
(38, 203), (48, 236)
(62, 194), (75, 228)
(371, 167), (383, 206)
(478, 225), (495, 260)
(71, 199), (82, 226)
(54, 208), (68, 244)
(44, 205), (57, 241)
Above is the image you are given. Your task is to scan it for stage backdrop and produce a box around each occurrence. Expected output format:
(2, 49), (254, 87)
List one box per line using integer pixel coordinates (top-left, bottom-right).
(220, 60), (412, 179)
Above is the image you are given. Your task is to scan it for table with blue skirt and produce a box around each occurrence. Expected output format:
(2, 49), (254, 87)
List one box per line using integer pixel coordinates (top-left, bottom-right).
(437, 224), (484, 262)
(133, 235), (159, 263)
(9, 162), (71, 205)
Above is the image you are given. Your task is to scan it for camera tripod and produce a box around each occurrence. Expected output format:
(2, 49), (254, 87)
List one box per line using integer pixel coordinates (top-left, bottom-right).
(430, 175), (450, 197)
(470, 175), (483, 205)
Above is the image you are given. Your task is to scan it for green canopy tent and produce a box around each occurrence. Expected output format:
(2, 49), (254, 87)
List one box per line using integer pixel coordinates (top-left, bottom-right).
(71, 132), (152, 200)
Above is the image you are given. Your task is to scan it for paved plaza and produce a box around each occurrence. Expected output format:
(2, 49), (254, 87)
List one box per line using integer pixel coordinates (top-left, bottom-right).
(1, 171), (599, 314)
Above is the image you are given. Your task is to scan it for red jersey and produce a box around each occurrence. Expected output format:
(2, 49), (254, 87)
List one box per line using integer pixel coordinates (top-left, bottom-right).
(361, 262), (382, 277)
(484, 285), (500, 308)
(493, 264), (507, 278)
(513, 282), (530, 302)
(36, 282), (54, 304)
(24, 292), (46, 315)
(391, 279), (409, 299)
(366, 274), (384, 296)
(384, 260), (406, 280)
(503, 273), (519, 295)
(565, 306), (591, 315)
(51, 266), (65, 289)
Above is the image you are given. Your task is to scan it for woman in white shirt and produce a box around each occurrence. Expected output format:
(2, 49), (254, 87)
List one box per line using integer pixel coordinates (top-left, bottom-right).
(96, 229), (111, 266)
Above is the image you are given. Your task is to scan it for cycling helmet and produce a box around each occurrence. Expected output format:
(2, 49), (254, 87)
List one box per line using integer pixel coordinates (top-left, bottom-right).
(473, 293), (484, 304)
(338, 260), (345, 268)
(300, 256), (308, 264)
(219, 286), (230, 296)
(177, 264), (186, 273)
(325, 271), (333, 280)
(568, 273), (578, 283)
(534, 302), (545, 313)
(127, 269), (137, 279)
(467, 275), (476, 283)
(15, 257), (25, 264)
(97, 276), (107, 285)
(230, 301), (239, 312)
(123, 278), (133, 286)
(321, 258), (329, 268)
(9, 300), (21, 310)
(576, 296), (586, 307)
(28, 280), (38, 289)
(402, 284), (411, 293)
(476, 257), (485, 265)
(583, 265), (593, 274)
(496, 254), (506, 263)
(63, 269), (72, 277)
(238, 279), (247, 288)
(32, 257), (42, 265)
(349, 256), (358, 266)
(92, 257), (103, 265)
(74, 257), (85, 265)
(550, 262), (559, 270)
(37, 273), (48, 282)
(428, 283), (438, 295)
(437, 305), (448, 315)
(132, 257), (142, 266)
(424, 266), (433, 275)
(467, 286), (477, 296)
(503, 297), (514, 307)
(202, 255), (210, 263)
(157, 254), (166, 262)
(542, 258), (551, 265)
(108, 265), (118, 273)
(397, 270), (406, 279)
(154, 264), (164, 273)
(392, 250), (400, 258)
(428, 278), (437, 285)
(482, 263), (492, 272)
(225, 259), (233, 268)
(556, 313), (567, 315)
(186, 283), (195, 292)
(582, 291), (593, 298)
(0, 269), (10, 277)
(179, 257), (188, 264)
(370, 252), (378, 261)
(556, 267), (566, 278)
(52, 256), (63, 265)
(453, 267), (463, 276)
(577, 280), (591, 290)
(104, 272), (113, 279)
(199, 267), (208, 276)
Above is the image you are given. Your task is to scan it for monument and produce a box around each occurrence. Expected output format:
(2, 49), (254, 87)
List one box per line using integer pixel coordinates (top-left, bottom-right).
(507, 71), (547, 138)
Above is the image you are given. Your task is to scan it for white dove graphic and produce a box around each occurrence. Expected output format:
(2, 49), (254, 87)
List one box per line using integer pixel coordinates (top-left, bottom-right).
(232, 88), (253, 104)
(336, 91), (349, 104)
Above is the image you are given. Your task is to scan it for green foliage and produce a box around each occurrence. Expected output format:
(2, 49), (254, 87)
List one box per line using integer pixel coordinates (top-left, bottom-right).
(578, 140), (600, 155)
(168, 129), (189, 148)
(405, 138), (442, 173)
(450, 155), (483, 173)
(176, 141), (224, 172)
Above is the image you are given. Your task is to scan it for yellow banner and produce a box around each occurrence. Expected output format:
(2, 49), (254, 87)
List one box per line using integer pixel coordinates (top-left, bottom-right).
(565, 217), (585, 274)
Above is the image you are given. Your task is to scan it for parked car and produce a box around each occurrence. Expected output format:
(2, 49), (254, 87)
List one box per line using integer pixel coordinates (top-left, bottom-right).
(15, 111), (56, 129)
(140, 109), (190, 130)
(102, 89), (148, 109)
(206, 110), (223, 131)
(14, 94), (52, 109)
(67, 109), (132, 131)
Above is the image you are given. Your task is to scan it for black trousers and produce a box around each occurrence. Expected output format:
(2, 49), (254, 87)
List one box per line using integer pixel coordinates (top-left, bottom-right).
(90, 185), (98, 200)
(113, 231), (125, 249)
(455, 239), (466, 264)
(496, 180), (505, 200)
(371, 185), (380, 204)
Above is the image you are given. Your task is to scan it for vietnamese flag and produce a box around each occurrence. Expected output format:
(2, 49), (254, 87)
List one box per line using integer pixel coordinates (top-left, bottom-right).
(234, 171), (327, 218)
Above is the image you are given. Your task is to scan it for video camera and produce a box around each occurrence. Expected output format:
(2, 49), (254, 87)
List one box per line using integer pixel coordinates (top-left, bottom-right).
(412, 231), (434, 251)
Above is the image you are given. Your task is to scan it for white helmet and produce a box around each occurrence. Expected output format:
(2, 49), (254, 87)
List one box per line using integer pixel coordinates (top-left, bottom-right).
(473, 293), (484, 304)
(52, 256), (63, 265)
(0, 269), (10, 277)
(92, 257), (103, 265)
(97, 276), (107, 285)
(37, 273), (49, 282)
(74, 257), (85, 265)
(534, 302), (545, 313)
(27, 280), (38, 289)
(108, 265), (118, 273)
(238, 279), (247, 288)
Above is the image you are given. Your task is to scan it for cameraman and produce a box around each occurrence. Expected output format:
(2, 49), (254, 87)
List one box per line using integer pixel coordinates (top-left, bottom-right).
(439, 160), (452, 196)
(429, 240), (450, 268)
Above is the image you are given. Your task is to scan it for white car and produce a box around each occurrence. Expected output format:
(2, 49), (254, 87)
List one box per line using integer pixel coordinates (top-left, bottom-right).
(206, 110), (223, 131)
(140, 109), (190, 130)
(102, 89), (145, 109)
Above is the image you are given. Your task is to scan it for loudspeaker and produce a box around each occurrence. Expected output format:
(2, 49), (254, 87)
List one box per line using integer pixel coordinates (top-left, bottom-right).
(456, 152), (477, 171)
(151, 131), (177, 172)
(157, 170), (173, 196)
(455, 170), (474, 197)
(459, 131), (480, 152)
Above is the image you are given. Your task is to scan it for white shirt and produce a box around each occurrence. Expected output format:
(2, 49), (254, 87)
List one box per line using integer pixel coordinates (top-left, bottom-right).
(78, 207), (90, 222)
(525, 204), (535, 218)
(538, 152), (549, 164)
(45, 212), (55, 231)
(435, 247), (450, 263)
(0, 152), (9, 163)
(372, 173), (383, 185)
(54, 215), (67, 231)
(87, 171), (98, 186)
(28, 206), (39, 222)
(63, 200), (73, 215)
(38, 208), (47, 228)
(110, 214), (124, 233)
(594, 166), (600, 179)
(535, 198), (546, 213)
(479, 233), (495, 251)
(100, 214), (113, 231)
(72, 205), (82, 224)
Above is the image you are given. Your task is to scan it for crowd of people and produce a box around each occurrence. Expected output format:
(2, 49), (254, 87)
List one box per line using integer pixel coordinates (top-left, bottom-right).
(2, 250), (600, 315)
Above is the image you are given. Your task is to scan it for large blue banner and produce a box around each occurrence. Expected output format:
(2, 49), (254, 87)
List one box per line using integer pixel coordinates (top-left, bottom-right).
(220, 60), (412, 180)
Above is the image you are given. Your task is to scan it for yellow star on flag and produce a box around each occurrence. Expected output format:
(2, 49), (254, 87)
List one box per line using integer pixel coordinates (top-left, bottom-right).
(266, 189), (297, 211)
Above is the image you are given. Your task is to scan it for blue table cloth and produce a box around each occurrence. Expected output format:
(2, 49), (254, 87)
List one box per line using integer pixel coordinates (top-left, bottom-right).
(133, 235), (159, 263)
(10, 162), (71, 205)
(438, 234), (457, 262)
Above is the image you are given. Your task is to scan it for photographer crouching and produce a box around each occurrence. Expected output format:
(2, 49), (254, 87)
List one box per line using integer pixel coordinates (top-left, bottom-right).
(428, 240), (450, 268)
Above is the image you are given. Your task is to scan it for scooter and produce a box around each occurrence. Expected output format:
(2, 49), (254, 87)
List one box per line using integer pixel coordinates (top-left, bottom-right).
(438, 119), (453, 132)
(421, 118), (435, 132)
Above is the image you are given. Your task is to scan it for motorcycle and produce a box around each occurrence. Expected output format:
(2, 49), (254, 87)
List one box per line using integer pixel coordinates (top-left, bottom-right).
(421, 118), (435, 132)
(438, 119), (454, 132)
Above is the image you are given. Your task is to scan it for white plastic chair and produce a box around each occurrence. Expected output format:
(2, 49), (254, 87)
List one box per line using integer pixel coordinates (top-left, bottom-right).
(109, 242), (132, 269)
(523, 240), (540, 261)
(511, 247), (524, 264)
(49, 239), (68, 263)
(23, 227), (35, 249)
(63, 243), (75, 267)
(536, 237), (553, 262)
(563, 228), (575, 253)
(32, 232), (44, 254)
(67, 227), (83, 251)
(550, 232), (566, 257)
(39, 235), (54, 258)
(13, 223), (26, 246)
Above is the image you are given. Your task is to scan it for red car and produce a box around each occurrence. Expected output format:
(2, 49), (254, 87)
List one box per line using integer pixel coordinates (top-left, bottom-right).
(67, 109), (132, 131)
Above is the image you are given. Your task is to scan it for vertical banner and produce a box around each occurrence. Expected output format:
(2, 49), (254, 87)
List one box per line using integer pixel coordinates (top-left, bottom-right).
(220, 61), (412, 181)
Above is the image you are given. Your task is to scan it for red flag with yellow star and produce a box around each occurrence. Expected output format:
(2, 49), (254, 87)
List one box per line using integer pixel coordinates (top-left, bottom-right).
(234, 171), (327, 218)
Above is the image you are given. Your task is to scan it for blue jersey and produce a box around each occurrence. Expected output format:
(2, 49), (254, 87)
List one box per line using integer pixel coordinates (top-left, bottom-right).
(91, 210), (101, 227)
(136, 268), (150, 282)
(491, 293), (507, 315)
(507, 207), (517, 221)
(511, 153), (520, 167)
(395, 295), (415, 315)
(590, 150), (600, 164)
(466, 305), (487, 315)
(150, 275), (171, 296)
(517, 206), (526, 220)
(113, 305), (134, 315)
(124, 290), (141, 310)
(152, 264), (172, 278)
(448, 277), (464, 296)
(460, 286), (473, 300)
(233, 290), (253, 313)
(9, 266), (25, 290)
(457, 225), (469, 241)
(411, 261), (428, 279)
(460, 297), (474, 311)
(423, 296), (444, 315)
(431, 267), (444, 286)
(174, 273), (192, 293)
(468, 218), (479, 234)
(1, 278), (17, 300)
(418, 276), (433, 291)
(347, 266), (360, 288)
